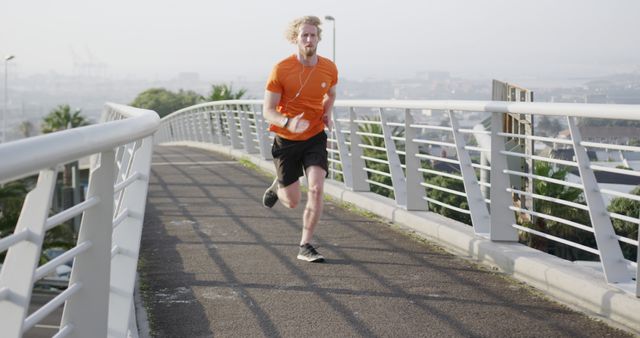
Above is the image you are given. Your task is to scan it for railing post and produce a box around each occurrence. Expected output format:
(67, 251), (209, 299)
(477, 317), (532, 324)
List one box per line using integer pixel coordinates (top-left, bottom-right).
(61, 150), (116, 338)
(0, 169), (57, 338)
(108, 136), (154, 337)
(176, 114), (185, 141)
(332, 113), (351, 186)
(166, 119), (174, 142)
(185, 112), (198, 142)
(239, 108), (258, 154)
(114, 142), (135, 214)
(200, 108), (208, 143)
(404, 109), (427, 211)
(254, 106), (273, 160)
(489, 112), (518, 241)
(449, 110), (490, 236)
(183, 113), (191, 141)
(203, 110), (214, 144)
(378, 108), (406, 207)
(195, 108), (204, 142)
(348, 107), (369, 192)
(214, 109), (229, 146)
(567, 116), (630, 283)
(225, 106), (242, 149)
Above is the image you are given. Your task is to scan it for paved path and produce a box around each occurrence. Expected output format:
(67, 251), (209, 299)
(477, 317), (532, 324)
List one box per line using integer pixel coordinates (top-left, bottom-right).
(139, 145), (630, 337)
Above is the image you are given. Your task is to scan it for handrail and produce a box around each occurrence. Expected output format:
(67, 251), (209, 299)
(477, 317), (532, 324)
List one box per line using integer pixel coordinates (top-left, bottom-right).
(164, 99), (640, 121)
(157, 99), (640, 301)
(0, 103), (159, 184)
(0, 102), (159, 338)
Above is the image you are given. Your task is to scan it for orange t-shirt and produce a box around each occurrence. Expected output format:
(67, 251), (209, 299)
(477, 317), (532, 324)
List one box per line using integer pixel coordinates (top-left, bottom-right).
(266, 54), (338, 141)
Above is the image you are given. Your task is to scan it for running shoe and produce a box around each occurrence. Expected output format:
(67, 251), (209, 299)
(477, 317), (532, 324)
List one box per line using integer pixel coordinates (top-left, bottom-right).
(297, 243), (325, 262)
(262, 188), (278, 208)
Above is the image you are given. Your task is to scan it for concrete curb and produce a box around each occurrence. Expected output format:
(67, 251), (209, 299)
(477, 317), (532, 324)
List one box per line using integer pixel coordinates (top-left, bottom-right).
(133, 273), (151, 338)
(160, 141), (640, 334)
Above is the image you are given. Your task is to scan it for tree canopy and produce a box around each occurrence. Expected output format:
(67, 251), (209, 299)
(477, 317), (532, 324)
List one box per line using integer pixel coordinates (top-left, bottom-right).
(608, 186), (640, 260)
(41, 104), (90, 134)
(130, 88), (203, 118)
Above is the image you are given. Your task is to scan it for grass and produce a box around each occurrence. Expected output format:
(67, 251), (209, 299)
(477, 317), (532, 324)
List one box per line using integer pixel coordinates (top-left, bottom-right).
(136, 256), (158, 337)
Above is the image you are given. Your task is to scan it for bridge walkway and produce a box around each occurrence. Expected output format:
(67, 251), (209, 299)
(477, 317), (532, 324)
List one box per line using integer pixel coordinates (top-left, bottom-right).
(137, 145), (629, 337)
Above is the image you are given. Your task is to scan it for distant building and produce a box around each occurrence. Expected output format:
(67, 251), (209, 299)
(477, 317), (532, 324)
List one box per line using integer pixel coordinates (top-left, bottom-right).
(428, 71), (450, 82)
(579, 125), (639, 144)
(586, 94), (607, 103)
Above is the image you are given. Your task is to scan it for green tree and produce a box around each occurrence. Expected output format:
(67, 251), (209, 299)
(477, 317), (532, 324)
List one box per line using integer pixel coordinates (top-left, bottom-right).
(356, 116), (473, 225)
(357, 116), (405, 199)
(206, 84), (247, 101)
(41, 105), (90, 187)
(607, 186), (640, 261)
(628, 139), (640, 147)
(521, 162), (593, 260)
(40, 104), (90, 253)
(0, 181), (29, 263)
(424, 174), (471, 225)
(130, 88), (203, 118)
(41, 104), (90, 133)
(0, 181), (28, 237)
(0, 178), (74, 264)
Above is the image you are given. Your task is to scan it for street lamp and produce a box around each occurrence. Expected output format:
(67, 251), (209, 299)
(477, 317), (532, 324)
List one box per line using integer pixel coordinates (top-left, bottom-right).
(3, 55), (15, 143)
(323, 16), (336, 178)
(324, 15), (335, 63)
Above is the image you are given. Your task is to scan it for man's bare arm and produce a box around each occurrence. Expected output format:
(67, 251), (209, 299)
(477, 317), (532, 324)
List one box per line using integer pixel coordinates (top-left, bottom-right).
(263, 90), (309, 133)
(263, 90), (287, 127)
(322, 85), (337, 131)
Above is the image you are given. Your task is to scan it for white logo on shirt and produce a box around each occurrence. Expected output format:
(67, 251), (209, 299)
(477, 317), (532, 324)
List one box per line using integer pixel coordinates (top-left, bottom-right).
(321, 82), (327, 88)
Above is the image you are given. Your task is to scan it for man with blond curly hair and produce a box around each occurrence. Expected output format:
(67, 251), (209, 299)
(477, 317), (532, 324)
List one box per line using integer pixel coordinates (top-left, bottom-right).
(262, 15), (338, 262)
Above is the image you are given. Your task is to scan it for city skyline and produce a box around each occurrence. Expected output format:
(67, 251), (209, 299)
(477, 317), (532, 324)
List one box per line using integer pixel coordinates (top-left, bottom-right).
(2, 0), (639, 82)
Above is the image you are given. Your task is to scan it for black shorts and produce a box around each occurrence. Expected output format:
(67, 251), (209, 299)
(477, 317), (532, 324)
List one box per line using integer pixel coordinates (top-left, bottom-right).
(272, 131), (328, 187)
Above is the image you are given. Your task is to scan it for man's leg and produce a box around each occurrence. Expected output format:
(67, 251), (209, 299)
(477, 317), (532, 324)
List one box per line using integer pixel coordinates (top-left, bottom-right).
(263, 177), (301, 209)
(277, 180), (301, 209)
(300, 165), (326, 245)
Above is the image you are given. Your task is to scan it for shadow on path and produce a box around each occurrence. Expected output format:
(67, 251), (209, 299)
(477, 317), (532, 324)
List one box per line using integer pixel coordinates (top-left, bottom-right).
(139, 145), (631, 337)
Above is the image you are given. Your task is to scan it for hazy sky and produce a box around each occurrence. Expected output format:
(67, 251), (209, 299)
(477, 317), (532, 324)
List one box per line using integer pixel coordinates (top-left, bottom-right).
(2, 0), (639, 82)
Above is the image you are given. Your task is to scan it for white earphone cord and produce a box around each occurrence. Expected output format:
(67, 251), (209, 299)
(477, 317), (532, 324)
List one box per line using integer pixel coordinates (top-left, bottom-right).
(283, 64), (316, 114)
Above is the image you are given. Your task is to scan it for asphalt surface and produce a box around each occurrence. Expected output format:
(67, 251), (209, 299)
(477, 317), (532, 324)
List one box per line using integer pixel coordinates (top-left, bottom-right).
(139, 145), (632, 338)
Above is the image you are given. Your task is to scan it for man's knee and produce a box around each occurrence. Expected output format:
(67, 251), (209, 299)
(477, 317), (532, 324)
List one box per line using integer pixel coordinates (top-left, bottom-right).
(307, 183), (324, 200)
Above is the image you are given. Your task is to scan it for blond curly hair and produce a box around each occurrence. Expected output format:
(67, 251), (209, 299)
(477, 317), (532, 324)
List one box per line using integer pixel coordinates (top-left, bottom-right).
(285, 16), (322, 44)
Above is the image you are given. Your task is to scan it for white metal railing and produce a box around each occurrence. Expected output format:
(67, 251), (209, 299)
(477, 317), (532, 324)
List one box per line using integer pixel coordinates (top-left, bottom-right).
(0, 103), (159, 338)
(157, 99), (640, 297)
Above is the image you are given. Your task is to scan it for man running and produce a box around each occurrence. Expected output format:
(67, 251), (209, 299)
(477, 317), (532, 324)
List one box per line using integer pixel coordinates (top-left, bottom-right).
(261, 16), (338, 263)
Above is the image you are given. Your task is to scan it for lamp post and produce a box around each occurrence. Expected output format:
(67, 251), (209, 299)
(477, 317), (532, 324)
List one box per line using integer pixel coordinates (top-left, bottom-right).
(323, 16), (336, 178)
(324, 15), (335, 63)
(3, 55), (15, 143)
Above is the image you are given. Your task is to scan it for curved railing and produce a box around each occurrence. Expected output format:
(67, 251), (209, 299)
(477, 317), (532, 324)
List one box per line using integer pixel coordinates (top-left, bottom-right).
(0, 103), (159, 338)
(157, 99), (640, 297)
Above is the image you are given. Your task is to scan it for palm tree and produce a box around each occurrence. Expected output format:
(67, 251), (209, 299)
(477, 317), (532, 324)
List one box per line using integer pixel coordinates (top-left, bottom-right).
(41, 104), (90, 134)
(41, 105), (90, 187)
(206, 84), (248, 135)
(206, 84), (247, 101)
